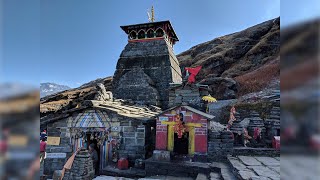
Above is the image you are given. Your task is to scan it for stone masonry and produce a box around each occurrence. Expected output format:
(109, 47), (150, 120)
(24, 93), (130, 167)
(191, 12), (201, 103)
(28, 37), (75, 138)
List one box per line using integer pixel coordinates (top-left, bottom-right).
(168, 84), (209, 110)
(113, 39), (182, 109)
(207, 130), (234, 161)
(43, 105), (157, 175)
(63, 149), (95, 180)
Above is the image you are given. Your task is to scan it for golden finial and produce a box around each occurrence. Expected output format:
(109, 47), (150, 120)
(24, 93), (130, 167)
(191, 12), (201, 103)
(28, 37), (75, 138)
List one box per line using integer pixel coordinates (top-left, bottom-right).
(147, 6), (155, 22)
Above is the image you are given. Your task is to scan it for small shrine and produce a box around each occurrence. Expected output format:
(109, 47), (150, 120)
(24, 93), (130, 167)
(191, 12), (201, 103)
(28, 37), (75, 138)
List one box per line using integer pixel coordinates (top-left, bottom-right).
(155, 106), (214, 156)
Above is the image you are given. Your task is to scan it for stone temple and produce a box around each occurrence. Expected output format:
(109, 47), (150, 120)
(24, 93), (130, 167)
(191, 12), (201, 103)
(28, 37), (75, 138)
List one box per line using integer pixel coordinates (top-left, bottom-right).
(112, 21), (182, 109)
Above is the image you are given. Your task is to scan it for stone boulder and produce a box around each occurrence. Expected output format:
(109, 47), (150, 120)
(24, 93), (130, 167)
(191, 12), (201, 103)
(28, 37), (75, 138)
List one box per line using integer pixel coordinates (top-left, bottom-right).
(208, 99), (237, 124)
(200, 77), (238, 100)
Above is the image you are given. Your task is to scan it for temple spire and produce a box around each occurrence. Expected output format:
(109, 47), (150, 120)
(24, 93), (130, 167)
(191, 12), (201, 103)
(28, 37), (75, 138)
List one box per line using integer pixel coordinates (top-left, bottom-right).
(147, 6), (155, 22)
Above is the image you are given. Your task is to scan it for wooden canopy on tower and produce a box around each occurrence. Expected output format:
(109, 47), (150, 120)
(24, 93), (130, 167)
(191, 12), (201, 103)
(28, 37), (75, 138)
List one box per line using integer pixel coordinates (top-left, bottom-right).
(120, 20), (179, 44)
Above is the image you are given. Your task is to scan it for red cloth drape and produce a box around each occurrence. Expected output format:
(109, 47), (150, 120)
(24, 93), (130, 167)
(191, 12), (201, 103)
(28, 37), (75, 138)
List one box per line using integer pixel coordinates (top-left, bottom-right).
(253, 127), (261, 140)
(185, 66), (202, 83)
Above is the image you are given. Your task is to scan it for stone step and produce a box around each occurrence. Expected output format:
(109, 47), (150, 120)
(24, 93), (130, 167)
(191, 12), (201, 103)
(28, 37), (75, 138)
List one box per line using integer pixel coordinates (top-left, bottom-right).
(196, 173), (209, 180)
(268, 115), (280, 119)
(220, 167), (237, 180)
(209, 172), (222, 180)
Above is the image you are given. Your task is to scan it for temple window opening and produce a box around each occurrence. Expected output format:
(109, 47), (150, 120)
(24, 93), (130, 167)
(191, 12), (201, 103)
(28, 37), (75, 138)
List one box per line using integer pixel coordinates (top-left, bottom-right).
(129, 31), (137, 39)
(155, 28), (165, 37)
(138, 30), (146, 39)
(146, 29), (155, 38)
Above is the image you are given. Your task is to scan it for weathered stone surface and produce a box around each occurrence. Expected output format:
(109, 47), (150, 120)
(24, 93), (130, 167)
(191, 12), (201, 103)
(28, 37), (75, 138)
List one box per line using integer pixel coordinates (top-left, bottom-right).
(93, 176), (134, 180)
(268, 166), (280, 174)
(238, 156), (262, 166)
(238, 170), (259, 180)
(209, 172), (221, 179)
(113, 40), (182, 108)
(196, 173), (208, 180)
(228, 156), (280, 180)
(152, 150), (170, 161)
(145, 159), (211, 178)
(200, 77), (238, 100)
(52, 170), (62, 180)
(247, 166), (279, 179)
(220, 167), (237, 180)
(207, 130), (234, 159)
(208, 99), (237, 124)
(48, 146), (72, 153)
(63, 149), (95, 180)
(113, 67), (161, 106)
(251, 177), (271, 180)
(169, 84), (206, 110)
(233, 147), (280, 156)
(254, 156), (279, 166)
(228, 157), (247, 171)
(140, 176), (193, 180)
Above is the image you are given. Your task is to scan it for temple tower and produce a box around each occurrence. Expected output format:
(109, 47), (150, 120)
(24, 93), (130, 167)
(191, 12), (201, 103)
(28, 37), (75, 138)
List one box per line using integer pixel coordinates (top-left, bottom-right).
(113, 20), (182, 108)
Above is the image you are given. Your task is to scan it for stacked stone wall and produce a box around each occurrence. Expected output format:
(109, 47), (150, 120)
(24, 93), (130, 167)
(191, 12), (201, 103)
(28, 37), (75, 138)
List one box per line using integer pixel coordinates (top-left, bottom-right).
(44, 119), (72, 176)
(207, 130), (234, 161)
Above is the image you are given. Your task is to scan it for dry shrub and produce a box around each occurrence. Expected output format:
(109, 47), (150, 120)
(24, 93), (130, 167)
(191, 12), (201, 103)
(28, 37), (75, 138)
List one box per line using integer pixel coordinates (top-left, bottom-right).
(235, 58), (280, 96)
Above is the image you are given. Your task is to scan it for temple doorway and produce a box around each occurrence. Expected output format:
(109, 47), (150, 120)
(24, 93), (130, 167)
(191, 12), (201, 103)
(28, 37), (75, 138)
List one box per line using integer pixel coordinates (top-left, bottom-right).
(86, 133), (100, 175)
(173, 132), (189, 155)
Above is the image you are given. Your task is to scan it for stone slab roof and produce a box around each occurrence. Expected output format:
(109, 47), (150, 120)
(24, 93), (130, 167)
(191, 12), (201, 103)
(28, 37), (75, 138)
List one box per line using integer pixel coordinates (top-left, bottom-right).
(41, 100), (162, 126)
(86, 100), (161, 120)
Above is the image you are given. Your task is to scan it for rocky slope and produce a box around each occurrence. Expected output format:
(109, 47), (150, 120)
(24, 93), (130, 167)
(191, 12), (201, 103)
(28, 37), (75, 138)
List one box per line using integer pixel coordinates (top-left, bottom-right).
(178, 17), (280, 99)
(40, 18), (280, 115)
(40, 83), (71, 98)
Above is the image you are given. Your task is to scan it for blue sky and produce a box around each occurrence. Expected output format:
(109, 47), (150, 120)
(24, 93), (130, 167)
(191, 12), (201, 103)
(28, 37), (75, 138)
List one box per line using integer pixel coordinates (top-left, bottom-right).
(2, 0), (314, 88)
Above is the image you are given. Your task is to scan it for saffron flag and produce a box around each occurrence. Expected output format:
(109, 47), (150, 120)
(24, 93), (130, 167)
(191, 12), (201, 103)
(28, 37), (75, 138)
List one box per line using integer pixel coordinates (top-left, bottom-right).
(185, 66), (202, 83)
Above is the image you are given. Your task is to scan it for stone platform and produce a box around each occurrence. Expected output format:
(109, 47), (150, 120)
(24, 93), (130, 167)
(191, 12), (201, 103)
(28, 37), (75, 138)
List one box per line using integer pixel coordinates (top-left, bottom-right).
(227, 156), (280, 180)
(233, 147), (280, 156)
(145, 158), (236, 179)
(100, 165), (146, 178)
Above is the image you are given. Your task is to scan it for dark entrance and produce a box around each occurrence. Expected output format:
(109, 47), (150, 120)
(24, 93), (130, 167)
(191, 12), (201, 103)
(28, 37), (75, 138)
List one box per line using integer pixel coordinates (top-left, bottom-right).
(233, 133), (243, 147)
(86, 134), (100, 175)
(173, 132), (189, 155)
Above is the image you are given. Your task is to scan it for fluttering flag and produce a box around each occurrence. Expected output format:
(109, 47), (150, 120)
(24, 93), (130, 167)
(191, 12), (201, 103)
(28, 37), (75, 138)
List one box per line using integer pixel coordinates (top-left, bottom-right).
(185, 66), (202, 83)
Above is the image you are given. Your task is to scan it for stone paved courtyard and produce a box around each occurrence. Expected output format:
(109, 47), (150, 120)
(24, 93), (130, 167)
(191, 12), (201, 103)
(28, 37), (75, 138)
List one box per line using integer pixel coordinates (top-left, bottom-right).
(93, 176), (193, 180)
(91, 155), (281, 180)
(228, 156), (280, 180)
(281, 155), (318, 179)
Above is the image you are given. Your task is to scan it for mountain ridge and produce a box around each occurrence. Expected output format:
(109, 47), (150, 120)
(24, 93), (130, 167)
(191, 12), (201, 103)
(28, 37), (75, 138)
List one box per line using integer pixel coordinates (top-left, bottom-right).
(40, 82), (71, 98)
